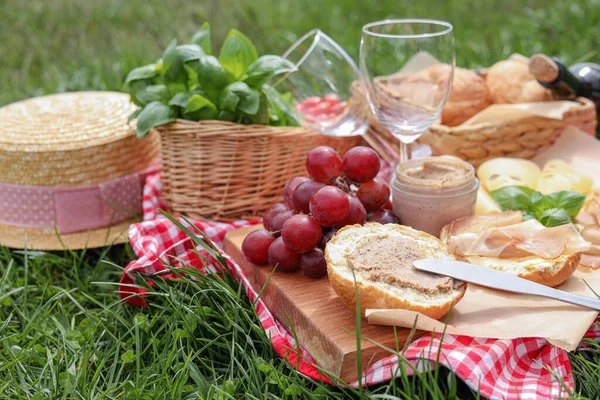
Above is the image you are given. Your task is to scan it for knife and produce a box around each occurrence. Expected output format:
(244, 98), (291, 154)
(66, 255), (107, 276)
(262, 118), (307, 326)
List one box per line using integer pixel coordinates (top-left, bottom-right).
(413, 258), (600, 311)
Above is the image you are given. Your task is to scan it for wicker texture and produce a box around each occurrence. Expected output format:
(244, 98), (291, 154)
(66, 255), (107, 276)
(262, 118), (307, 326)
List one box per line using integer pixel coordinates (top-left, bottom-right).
(0, 92), (160, 185)
(158, 120), (362, 221)
(365, 97), (596, 166)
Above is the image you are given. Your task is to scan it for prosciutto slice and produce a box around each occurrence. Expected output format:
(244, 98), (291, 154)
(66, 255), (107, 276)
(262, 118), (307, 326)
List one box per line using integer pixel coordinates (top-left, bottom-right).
(446, 212), (591, 259)
(445, 211), (524, 237)
(581, 254), (600, 269)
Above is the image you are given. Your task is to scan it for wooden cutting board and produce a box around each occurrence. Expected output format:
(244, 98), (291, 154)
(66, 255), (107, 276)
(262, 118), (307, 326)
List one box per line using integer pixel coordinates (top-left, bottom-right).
(223, 224), (424, 382)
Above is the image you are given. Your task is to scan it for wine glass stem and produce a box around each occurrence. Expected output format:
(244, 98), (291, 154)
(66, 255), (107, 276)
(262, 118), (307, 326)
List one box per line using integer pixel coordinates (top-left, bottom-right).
(399, 142), (411, 163)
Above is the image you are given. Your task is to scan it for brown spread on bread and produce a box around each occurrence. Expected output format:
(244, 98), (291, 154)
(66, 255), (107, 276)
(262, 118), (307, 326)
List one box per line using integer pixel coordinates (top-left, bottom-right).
(347, 236), (453, 293)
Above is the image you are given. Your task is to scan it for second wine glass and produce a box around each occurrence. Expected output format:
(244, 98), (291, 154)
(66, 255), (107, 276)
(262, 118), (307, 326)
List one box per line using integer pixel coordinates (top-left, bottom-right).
(360, 19), (455, 162)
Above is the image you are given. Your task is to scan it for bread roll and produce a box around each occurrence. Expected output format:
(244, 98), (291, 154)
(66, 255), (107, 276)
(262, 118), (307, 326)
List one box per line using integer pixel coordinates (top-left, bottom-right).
(486, 59), (552, 104)
(442, 66), (491, 126)
(440, 215), (582, 287)
(325, 223), (467, 319)
(406, 65), (490, 126)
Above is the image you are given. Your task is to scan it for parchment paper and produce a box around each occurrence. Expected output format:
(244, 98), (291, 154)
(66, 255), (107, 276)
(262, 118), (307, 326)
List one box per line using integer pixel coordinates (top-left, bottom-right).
(366, 128), (600, 351)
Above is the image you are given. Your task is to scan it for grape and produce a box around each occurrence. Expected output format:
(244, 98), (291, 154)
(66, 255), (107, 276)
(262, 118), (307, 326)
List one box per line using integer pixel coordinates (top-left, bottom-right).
(300, 248), (328, 278)
(292, 180), (325, 213)
(337, 195), (366, 226)
(342, 146), (381, 183)
(382, 199), (393, 210)
(324, 93), (340, 104)
(357, 178), (391, 211)
(281, 214), (322, 253)
(268, 237), (301, 272)
(283, 176), (309, 206)
(263, 203), (290, 231)
(242, 229), (275, 265)
(320, 228), (338, 250)
(310, 186), (350, 226)
(367, 210), (401, 225)
(306, 146), (343, 183)
(269, 210), (295, 235)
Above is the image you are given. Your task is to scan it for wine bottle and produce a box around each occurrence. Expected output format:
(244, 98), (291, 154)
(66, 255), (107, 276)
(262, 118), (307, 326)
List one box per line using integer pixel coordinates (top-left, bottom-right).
(529, 54), (600, 137)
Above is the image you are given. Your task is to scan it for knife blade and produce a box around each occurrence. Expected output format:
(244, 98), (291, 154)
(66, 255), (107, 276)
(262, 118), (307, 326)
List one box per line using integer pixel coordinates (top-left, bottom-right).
(413, 258), (600, 311)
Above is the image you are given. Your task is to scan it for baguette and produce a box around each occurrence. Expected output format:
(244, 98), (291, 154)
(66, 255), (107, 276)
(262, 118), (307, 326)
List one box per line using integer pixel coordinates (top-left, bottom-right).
(325, 223), (467, 319)
(440, 224), (581, 287)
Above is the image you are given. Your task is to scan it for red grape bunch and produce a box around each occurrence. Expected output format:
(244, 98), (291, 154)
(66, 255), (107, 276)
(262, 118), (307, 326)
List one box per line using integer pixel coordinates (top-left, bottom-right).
(241, 145), (401, 279)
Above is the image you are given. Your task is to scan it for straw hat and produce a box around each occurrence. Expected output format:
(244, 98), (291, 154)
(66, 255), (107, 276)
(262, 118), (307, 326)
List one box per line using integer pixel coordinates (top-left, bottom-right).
(0, 91), (160, 250)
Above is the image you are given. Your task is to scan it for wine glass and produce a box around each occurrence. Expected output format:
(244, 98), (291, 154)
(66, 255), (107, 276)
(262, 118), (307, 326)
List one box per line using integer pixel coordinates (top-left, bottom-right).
(360, 19), (455, 162)
(267, 29), (368, 137)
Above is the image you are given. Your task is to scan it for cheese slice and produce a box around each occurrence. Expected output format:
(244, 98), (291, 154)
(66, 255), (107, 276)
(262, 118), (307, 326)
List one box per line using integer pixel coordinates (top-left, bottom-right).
(475, 187), (501, 215)
(536, 159), (593, 195)
(477, 158), (541, 192)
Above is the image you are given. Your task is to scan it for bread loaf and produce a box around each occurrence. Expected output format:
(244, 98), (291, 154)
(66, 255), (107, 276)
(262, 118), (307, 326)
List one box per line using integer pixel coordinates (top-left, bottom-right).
(406, 65), (490, 126)
(486, 59), (552, 104)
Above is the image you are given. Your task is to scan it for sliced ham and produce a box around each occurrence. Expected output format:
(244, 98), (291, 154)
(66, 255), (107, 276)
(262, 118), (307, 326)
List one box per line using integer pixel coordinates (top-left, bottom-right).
(446, 212), (591, 259)
(445, 210), (523, 237)
(580, 254), (600, 269)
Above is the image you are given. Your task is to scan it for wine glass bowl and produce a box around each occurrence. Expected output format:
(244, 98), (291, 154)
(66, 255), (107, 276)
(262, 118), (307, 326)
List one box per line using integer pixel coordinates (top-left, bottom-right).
(269, 29), (368, 137)
(360, 19), (455, 160)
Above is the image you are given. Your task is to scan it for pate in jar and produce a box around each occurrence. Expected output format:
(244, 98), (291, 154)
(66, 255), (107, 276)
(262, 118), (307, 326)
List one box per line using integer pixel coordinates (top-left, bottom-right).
(391, 156), (479, 237)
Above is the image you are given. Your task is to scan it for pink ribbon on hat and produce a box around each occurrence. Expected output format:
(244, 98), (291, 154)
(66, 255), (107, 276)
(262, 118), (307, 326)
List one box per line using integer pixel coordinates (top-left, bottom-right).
(0, 163), (160, 234)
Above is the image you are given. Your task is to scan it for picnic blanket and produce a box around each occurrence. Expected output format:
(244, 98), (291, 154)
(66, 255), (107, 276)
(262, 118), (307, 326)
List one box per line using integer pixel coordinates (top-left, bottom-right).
(120, 172), (600, 400)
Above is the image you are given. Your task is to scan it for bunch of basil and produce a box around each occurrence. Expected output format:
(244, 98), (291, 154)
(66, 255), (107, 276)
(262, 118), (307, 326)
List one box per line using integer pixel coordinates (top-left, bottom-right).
(490, 186), (586, 227)
(125, 23), (298, 137)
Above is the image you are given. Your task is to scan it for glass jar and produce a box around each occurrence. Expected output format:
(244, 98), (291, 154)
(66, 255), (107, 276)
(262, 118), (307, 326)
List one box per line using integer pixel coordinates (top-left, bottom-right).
(391, 156), (479, 237)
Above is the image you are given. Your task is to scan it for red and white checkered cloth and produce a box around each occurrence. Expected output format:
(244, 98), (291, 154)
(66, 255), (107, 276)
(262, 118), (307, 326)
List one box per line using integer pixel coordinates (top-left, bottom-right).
(121, 172), (600, 400)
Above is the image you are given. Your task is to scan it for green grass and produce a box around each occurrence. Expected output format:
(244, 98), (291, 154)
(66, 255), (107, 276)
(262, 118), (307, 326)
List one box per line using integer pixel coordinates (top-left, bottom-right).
(1, 0), (600, 398)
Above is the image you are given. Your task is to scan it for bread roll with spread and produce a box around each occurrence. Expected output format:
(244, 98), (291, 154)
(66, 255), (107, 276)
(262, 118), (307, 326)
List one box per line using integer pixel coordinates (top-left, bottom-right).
(325, 223), (467, 319)
(440, 211), (590, 287)
(486, 59), (552, 104)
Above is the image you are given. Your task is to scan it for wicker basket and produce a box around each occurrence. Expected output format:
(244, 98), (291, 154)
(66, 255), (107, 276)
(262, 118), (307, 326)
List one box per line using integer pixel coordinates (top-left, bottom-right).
(157, 119), (362, 221)
(361, 88), (597, 167)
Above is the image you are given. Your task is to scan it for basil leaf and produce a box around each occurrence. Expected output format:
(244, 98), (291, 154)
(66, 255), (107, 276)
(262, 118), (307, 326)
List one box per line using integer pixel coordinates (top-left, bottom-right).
(489, 186), (535, 212)
(135, 101), (177, 138)
(169, 92), (194, 108)
(128, 109), (141, 124)
(538, 208), (572, 227)
(219, 29), (258, 80)
(136, 85), (170, 105)
(162, 44), (205, 84)
(170, 92), (218, 121)
(219, 90), (239, 112)
(544, 191), (586, 218)
(217, 110), (238, 122)
(124, 64), (158, 84)
(263, 86), (299, 127)
(186, 56), (231, 89)
(190, 22), (212, 55)
(244, 55), (295, 88)
(238, 91), (260, 115)
(528, 191), (554, 219)
(220, 82), (260, 115)
(183, 95), (218, 120)
(160, 39), (177, 71)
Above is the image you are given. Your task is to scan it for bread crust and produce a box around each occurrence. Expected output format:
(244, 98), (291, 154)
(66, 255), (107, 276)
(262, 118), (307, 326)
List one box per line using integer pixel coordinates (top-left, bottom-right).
(440, 224), (581, 287)
(326, 223), (467, 320)
(486, 59), (551, 104)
